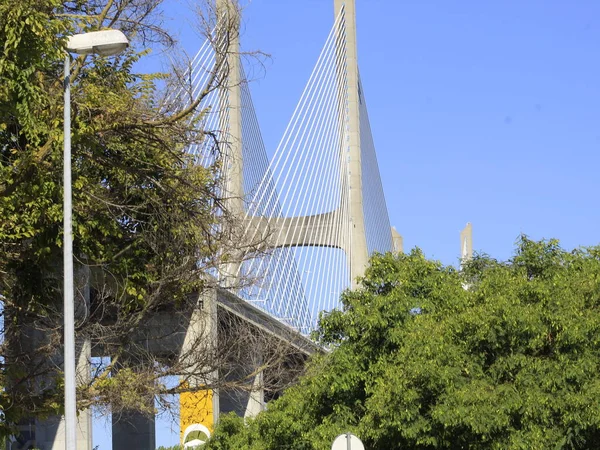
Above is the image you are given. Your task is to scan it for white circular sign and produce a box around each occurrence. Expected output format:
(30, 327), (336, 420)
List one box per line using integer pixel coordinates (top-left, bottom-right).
(182, 423), (211, 448)
(331, 433), (365, 450)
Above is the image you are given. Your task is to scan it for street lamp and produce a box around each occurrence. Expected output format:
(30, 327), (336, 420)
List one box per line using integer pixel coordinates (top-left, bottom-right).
(63, 29), (128, 449)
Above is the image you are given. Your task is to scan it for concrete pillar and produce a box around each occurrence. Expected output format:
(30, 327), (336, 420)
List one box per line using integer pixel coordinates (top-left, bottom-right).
(11, 265), (93, 450)
(112, 408), (155, 450)
(460, 222), (473, 262)
(334, 0), (369, 287)
(218, 371), (264, 419)
(217, 339), (265, 420)
(391, 227), (403, 254)
(217, 308), (265, 420)
(243, 372), (265, 419)
(179, 289), (219, 444)
(33, 340), (92, 450)
(220, 0), (244, 213)
(111, 356), (156, 450)
(217, 0), (245, 286)
(11, 346), (92, 450)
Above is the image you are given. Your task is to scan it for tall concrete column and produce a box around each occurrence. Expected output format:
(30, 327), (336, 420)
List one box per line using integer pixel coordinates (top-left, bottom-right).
(220, 0), (244, 212)
(179, 288), (220, 443)
(391, 227), (403, 254)
(112, 408), (155, 450)
(460, 222), (473, 262)
(334, 0), (369, 287)
(8, 337), (92, 450)
(111, 356), (156, 450)
(243, 371), (265, 419)
(34, 340), (92, 450)
(218, 348), (265, 420)
(17, 265), (93, 450)
(217, 0), (245, 286)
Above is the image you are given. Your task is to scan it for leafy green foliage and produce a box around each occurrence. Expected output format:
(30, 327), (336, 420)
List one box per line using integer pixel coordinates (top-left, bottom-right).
(208, 238), (600, 449)
(0, 0), (232, 438)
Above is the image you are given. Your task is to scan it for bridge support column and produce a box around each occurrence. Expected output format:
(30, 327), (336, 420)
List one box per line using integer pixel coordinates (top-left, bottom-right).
(217, 0), (245, 287)
(218, 341), (265, 419)
(7, 338), (92, 450)
(111, 353), (155, 450)
(179, 288), (220, 443)
(215, 296), (266, 420)
(112, 408), (155, 450)
(7, 265), (93, 450)
(33, 339), (92, 450)
(391, 227), (403, 254)
(218, 369), (265, 419)
(244, 372), (265, 418)
(460, 222), (473, 262)
(334, 0), (369, 287)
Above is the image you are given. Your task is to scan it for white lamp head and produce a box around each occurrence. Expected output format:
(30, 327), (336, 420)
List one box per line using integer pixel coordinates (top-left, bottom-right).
(67, 30), (129, 56)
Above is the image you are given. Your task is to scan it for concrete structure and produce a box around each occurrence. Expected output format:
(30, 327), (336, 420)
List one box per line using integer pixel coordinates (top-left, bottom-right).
(219, 0), (245, 285)
(7, 0), (475, 447)
(392, 227), (404, 253)
(218, 0), (374, 288)
(460, 222), (473, 261)
(106, 289), (317, 450)
(334, 0), (368, 286)
(7, 343), (92, 450)
(7, 287), (316, 450)
(228, 0), (386, 289)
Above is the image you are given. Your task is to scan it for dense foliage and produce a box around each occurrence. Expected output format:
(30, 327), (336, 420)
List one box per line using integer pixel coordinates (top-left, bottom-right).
(0, 0), (244, 437)
(207, 238), (600, 449)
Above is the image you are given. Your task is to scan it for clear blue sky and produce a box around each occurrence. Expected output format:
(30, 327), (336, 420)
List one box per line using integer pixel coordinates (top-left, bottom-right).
(237, 0), (600, 267)
(95, 0), (600, 447)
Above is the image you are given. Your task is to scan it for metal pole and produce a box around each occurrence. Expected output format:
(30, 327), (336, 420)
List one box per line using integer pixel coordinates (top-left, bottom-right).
(63, 53), (77, 450)
(347, 432), (351, 450)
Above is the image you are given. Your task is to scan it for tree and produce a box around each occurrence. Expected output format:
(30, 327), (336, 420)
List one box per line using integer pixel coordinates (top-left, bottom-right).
(0, 0), (285, 439)
(207, 237), (600, 449)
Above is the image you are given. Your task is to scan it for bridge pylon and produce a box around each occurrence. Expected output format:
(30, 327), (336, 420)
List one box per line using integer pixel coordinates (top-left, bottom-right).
(334, 0), (369, 287)
(227, 0), (397, 330)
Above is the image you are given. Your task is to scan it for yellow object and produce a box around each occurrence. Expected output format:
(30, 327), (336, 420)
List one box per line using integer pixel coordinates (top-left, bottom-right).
(180, 387), (214, 443)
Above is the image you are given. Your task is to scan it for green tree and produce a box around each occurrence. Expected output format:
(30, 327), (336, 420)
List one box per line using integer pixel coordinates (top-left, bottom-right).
(0, 0), (266, 439)
(207, 237), (600, 449)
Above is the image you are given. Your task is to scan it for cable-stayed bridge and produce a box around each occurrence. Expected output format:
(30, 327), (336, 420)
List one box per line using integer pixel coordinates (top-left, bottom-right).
(185, 0), (400, 337)
(8, 2), (404, 449)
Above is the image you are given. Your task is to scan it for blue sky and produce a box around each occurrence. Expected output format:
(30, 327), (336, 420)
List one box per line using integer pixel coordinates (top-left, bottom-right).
(94, 0), (600, 447)
(235, 0), (600, 267)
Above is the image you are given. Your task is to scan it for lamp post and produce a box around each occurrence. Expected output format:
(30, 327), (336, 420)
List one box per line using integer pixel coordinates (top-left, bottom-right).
(64, 29), (128, 449)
